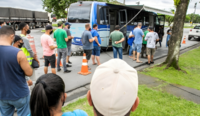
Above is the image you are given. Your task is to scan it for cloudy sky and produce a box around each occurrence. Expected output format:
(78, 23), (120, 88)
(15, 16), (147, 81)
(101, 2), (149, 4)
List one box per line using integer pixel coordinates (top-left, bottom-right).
(0, 0), (199, 14)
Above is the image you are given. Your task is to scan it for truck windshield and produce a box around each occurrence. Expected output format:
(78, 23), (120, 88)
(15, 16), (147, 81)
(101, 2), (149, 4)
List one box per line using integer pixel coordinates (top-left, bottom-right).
(68, 3), (91, 23)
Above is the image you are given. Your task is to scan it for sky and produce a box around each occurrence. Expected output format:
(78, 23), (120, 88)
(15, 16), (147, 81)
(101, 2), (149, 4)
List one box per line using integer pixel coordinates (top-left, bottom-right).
(0, 0), (199, 14)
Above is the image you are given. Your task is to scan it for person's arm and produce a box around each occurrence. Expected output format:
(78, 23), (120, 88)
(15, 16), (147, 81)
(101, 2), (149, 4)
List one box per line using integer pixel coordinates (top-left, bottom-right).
(67, 30), (74, 40)
(156, 34), (159, 41)
(88, 33), (95, 43)
(93, 31), (100, 46)
(141, 30), (144, 38)
(115, 33), (125, 44)
(48, 37), (57, 50)
(17, 51), (33, 76)
(23, 38), (34, 58)
(129, 31), (134, 38)
(64, 31), (68, 42)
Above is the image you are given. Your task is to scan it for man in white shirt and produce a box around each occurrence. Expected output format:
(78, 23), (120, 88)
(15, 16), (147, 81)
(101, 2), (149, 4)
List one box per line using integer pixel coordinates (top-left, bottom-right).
(145, 26), (159, 65)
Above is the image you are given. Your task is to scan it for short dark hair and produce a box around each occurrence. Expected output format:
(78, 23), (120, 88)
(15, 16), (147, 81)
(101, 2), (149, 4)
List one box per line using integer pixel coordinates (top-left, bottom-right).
(30, 73), (65, 116)
(0, 22), (4, 25)
(115, 25), (120, 30)
(19, 22), (28, 30)
(93, 104), (131, 116)
(0, 26), (15, 37)
(149, 26), (154, 31)
(93, 24), (98, 28)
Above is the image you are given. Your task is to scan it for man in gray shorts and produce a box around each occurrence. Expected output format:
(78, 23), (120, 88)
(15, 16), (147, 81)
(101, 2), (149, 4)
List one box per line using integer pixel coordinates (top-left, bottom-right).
(64, 22), (74, 67)
(145, 26), (159, 65)
(81, 23), (95, 70)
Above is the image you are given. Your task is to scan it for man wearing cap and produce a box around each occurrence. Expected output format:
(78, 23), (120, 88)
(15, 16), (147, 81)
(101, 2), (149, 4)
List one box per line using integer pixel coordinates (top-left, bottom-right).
(109, 25), (125, 59)
(41, 25), (57, 74)
(87, 59), (139, 116)
(13, 35), (33, 86)
(64, 22), (74, 67)
(54, 21), (71, 73)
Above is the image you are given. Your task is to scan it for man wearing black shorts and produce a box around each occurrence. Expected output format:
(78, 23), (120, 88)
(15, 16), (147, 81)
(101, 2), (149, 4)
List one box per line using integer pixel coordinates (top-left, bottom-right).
(41, 25), (57, 74)
(81, 23), (95, 70)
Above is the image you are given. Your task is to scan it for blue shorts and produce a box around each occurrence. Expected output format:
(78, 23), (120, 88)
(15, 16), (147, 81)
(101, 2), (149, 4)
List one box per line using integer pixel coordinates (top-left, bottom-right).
(92, 46), (101, 56)
(133, 44), (142, 53)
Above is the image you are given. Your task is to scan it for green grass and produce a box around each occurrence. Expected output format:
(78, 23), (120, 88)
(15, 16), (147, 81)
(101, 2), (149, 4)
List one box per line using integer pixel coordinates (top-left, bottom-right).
(141, 47), (200, 90)
(41, 29), (57, 33)
(62, 85), (200, 116)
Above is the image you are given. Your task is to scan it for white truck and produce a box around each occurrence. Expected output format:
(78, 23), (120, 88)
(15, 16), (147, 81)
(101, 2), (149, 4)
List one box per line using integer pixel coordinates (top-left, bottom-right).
(188, 25), (200, 40)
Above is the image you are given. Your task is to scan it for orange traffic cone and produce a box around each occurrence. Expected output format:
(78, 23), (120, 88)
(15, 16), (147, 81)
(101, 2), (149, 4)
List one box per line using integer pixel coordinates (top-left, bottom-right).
(182, 36), (186, 44)
(55, 53), (63, 67)
(78, 53), (91, 75)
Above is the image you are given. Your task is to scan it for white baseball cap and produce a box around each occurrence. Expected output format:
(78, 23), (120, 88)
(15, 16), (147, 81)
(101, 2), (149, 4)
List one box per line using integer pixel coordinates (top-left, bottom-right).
(90, 59), (138, 116)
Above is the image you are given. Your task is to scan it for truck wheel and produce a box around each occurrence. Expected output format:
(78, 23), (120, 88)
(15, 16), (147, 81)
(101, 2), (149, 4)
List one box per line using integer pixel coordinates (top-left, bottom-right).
(14, 24), (19, 31)
(41, 23), (44, 28)
(188, 36), (192, 40)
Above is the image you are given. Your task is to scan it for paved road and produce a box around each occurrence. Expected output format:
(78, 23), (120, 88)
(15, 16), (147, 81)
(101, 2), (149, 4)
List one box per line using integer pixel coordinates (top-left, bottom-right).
(15, 28), (199, 92)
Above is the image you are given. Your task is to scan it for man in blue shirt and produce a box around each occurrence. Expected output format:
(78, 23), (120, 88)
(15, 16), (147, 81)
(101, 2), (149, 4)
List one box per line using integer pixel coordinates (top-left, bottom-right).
(91, 24), (101, 66)
(81, 23), (95, 69)
(0, 22), (5, 28)
(131, 23), (144, 63)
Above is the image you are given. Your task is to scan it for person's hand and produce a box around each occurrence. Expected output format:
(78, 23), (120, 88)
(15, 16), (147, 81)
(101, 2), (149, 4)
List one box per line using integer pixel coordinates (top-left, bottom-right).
(54, 45), (58, 48)
(27, 80), (33, 86)
(98, 44), (101, 47)
(115, 41), (119, 44)
(72, 36), (74, 39)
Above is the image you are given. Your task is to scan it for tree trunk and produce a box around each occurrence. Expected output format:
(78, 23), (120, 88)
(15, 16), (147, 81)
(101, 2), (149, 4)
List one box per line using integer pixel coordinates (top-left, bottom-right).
(164, 0), (189, 70)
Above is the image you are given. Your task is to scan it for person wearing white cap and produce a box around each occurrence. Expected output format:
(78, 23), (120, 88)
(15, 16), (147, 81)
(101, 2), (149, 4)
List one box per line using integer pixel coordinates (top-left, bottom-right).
(87, 59), (139, 116)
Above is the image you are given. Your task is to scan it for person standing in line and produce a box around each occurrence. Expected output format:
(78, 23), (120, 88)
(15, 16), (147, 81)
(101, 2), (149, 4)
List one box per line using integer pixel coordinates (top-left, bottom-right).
(0, 26), (33, 116)
(128, 27), (136, 58)
(87, 59), (139, 116)
(91, 24), (101, 66)
(19, 22), (40, 84)
(13, 35), (33, 86)
(157, 26), (164, 47)
(110, 25), (125, 59)
(0, 22), (6, 28)
(166, 26), (172, 47)
(141, 27), (149, 58)
(81, 23), (95, 70)
(132, 23), (144, 63)
(145, 26), (159, 65)
(63, 22), (74, 67)
(54, 21), (71, 73)
(41, 25), (57, 74)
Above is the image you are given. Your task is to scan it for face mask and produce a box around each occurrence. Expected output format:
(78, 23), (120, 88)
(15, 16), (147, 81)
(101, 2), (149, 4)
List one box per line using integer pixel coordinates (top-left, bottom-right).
(26, 29), (31, 34)
(68, 26), (70, 29)
(50, 30), (53, 35)
(18, 42), (24, 48)
(89, 28), (91, 31)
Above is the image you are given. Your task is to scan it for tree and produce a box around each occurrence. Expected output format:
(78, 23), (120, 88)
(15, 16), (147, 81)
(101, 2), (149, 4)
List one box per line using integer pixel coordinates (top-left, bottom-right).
(185, 15), (190, 22)
(42, 0), (115, 19)
(165, 15), (174, 26)
(163, 0), (190, 70)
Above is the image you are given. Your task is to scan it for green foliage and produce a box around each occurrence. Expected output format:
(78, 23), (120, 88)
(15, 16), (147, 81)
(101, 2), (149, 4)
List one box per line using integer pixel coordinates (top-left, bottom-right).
(141, 47), (200, 90)
(185, 15), (191, 22)
(165, 15), (174, 26)
(62, 85), (200, 116)
(187, 14), (200, 23)
(42, 0), (117, 19)
(174, 0), (181, 6)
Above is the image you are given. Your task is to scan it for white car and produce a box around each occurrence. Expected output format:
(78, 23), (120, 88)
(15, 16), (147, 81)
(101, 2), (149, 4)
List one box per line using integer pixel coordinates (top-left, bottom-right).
(188, 25), (200, 40)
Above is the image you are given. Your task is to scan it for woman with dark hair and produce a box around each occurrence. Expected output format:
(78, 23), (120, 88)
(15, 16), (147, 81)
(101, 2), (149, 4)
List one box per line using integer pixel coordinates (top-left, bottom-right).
(28, 73), (87, 116)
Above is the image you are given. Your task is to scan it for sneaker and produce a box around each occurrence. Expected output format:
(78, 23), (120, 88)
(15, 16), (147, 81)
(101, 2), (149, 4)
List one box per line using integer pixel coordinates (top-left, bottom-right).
(68, 61), (72, 64)
(64, 70), (71, 73)
(66, 64), (72, 67)
(57, 69), (61, 72)
(146, 62), (151, 65)
(150, 61), (154, 64)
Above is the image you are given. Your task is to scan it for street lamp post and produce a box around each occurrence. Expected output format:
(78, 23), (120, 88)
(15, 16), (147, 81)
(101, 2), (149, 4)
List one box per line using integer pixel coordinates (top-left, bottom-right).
(191, 2), (197, 26)
(123, 0), (125, 4)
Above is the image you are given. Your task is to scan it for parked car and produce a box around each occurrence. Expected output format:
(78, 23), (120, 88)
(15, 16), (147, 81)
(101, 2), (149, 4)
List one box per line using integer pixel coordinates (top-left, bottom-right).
(188, 25), (200, 40)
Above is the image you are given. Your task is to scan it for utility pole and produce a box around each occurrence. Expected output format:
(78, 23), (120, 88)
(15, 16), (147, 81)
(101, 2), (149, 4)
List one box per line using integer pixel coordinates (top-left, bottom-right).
(191, 2), (197, 26)
(123, 0), (125, 4)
